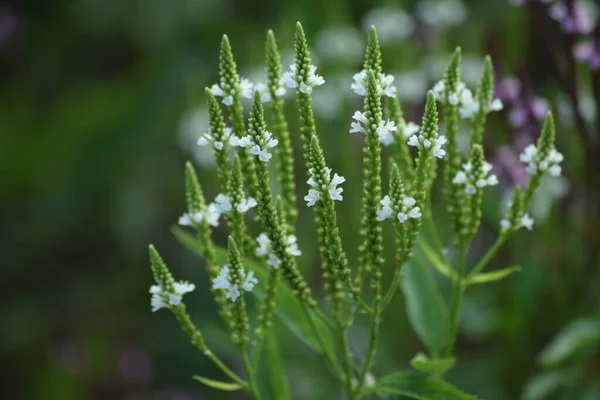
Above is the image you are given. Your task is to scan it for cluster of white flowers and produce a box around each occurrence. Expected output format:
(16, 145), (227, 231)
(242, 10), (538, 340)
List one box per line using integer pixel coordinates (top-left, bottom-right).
(305, 168), (346, 207)
(349, 111), (399, 146)
(150, 281), (195, 312)
(519, 144), (563, 177)
(282, 63), (325, 94)
(400, 120), (421, 138)
(197, 127), (238, 151)
(432, 80), (503, 119)
(210, 78), (254, 106)
(232, 131), (279, 162)
(178, 194), (256, 228)
(376, 195), (422, 223)
(501, 213), (534, 232)
(178, 203), (222, 228)
(406, 131), (447, 159)
(253, 81), (286, 103)
(255, 233), (301, 270)
(351, 70), (397, 98)
(212, 266), (258, 302)
(452, 161), (499, 194)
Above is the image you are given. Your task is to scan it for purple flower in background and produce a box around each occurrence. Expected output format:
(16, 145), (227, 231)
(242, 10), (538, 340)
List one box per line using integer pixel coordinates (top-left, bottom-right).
(549, 1), (593, 34)
(494, 146), (529, 187)
(509, 0), (552, 6)
(118, 346), (155, 384)
(574, 40), (600, 70)
(495, 77), (521, 104)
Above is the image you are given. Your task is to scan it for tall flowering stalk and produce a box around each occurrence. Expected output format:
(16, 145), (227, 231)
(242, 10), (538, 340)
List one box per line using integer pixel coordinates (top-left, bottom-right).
(150, 24), (564, 400)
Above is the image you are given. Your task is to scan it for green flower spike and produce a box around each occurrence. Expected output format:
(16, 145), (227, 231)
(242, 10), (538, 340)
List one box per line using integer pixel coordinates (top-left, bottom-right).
(357, 69), (385, 289)
(470, 56), (494, 146)
(248, 91), (316, 307)
(307, 135), (352, 305)
(218, 35), (258, 197)
(364, 26), (382, 76)
(266, 30), (297, 226)
(441, 48), (464, 241)
(226, 237), (251, 346)
(204, 88), (232, 189)
(388, 95), (415, 183)
(459, 145), (486, 242)
(227, 155), (254, 256)
(388, 164), (411, 262)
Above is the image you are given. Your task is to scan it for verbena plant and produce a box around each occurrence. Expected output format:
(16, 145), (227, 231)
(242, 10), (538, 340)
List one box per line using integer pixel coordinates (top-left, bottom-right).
(148, 23), (563, 399)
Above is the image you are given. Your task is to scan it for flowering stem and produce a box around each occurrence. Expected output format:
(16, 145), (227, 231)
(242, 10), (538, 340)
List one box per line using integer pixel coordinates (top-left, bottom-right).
(172, 305), (247, 387)
(446, 242), (468, 357)
(240, 344), (261, 400)
(467, 234), (508, 279)
(301, 303), (344, 380)
(352, 296), (381, 399)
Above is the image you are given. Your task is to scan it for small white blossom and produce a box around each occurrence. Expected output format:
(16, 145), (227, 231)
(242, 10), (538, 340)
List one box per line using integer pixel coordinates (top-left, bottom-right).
(267, 254), (280, 269)
(376, 195), (394, 221)
(407, 131), (447, 159)
(239, 78), (254, 99)
(519, 144), (563, 177)
(397, 197), (421, 223)
(197, 127), (236, 151)
(237, 197), (257, 213)
(178, 213), (194, 226)
(305, 168), (346, 206)
(150, 280), (195, 312)
(226, 284), (241, 302)
(256, 233), (271, 256)
(377, 120), (398, 146)
(212, 266), (231, 290)
(501, 213), (534, 232)
(282, 63), (325, 94)
(401, 121), (421, 138)
(214, 194), (232, 213)
(242, 270), (258, 292)
(236, 131), (278, 162)
(210, 77), (254, 106)
(286, 235), (302, 256)
(351, 70), (397, 98)
(453, 161), (498, 194)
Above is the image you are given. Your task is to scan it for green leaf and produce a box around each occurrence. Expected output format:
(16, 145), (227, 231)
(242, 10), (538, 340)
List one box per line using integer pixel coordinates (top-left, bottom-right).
(374, 373), (477, 400)
(172, 226), (341, 373)
(417, 239), (456, 279)
(522, 369), (577, 400)
(466, 265), (521, 285)
(256, 330), (291, 400)
(193, 376), (243, 391)
(410, 352), (456, 375)
(539, 317), (600, 367)
(401, 258), (450, 354)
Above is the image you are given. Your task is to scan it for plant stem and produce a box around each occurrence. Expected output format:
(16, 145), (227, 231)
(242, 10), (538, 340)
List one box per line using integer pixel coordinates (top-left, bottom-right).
(467, 235), (507, 279)
(336, 315), (354, 399)
(352, 294), (381, 399)
(241, 345), (261, 399)
(446, 243), (468, 357)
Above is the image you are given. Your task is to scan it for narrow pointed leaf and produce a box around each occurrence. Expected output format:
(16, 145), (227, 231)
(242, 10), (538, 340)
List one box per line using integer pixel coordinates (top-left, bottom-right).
(256, 330), (291, 400)
(417, 239), (456, 279)
(374, 373), (477, 400)
(523, 369), (577, 400)
(410, 352), (456, 375)
(538, 317), (600, 367)
(466, 266), (521, 285)
(193, 376), (243, 391)
(401, 259), (450, 354)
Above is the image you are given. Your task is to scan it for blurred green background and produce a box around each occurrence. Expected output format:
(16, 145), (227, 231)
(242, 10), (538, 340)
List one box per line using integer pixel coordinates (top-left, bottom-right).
(2, 0), (599, 399)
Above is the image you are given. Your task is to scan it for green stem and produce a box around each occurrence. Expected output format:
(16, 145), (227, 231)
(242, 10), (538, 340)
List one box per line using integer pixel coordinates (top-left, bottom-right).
(352, 295), (381, 399)
(446, 243), (468, 357)
(336, 313), (354, 398)
(467, 235), (508, 279)
(381, 265), (402, 312)
(241, 345), (261, 399)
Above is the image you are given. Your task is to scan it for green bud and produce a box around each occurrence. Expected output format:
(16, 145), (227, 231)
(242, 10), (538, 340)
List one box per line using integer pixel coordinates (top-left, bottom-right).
(388, 96), (415, 183)
(227, 237), (250, 345)
(470, 56), (494, 146)
(364, 26), (382, 76)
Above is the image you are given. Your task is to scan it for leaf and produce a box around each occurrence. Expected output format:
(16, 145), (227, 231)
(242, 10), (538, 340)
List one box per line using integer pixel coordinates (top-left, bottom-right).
(466, 266), (521, 285)
(417, 239), (457, 280)
(539, 317), (600, 367)
(172, 226), (341, 373)
(255, 330), (291, 400)
(410, 352), (456, 375)
(193, 376), (243, 391)
(374, 372), (477, 400)
(401, 259), (451, 355)
(522, 369), (577, 400)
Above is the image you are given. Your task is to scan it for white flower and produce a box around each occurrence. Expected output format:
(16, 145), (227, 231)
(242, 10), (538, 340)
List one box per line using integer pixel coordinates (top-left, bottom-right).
(203, 204), (222, 227)
(242, 270), (258, 292)
(239, 78), (254, 99)
(304, 189), (321, 207)
(226, 284), (241, 302)
(212, 266), (231, 290)
(178, 213), (194, 226)
(254, 82), (271, 103)
(501, 213), (534, 232)
(282, 63), (325, 93)
(150, 280), (196, 312)
(453, 161), (498, 194)
(241, 131), (279, 163)
(197, 127), (236, 151)
(377, 120), (398, 146)
(210, 77), (253, 106)
(521, 213), (534, 230)
(256, 233), (271, 256)
(286, 235), (302, 256)
(237, 197), (257, 213)
(267, 254), (280, 269)
(432, 136), (447, 159)
(519, 144), (563, 177)
(401, 121), (420, 138)
(397, 196), (421, 223)
(350, 70), (397, 98)
(406, 130), (447, 159)
(214, 194), (232, 213)
(376, 195), (394, 221)
(490, 98), (503, 111)
(305, 169), (346, 206)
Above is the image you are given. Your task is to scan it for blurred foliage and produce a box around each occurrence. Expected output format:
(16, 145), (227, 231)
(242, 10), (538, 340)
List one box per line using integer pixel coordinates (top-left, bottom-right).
(1, 0), (599, 399)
